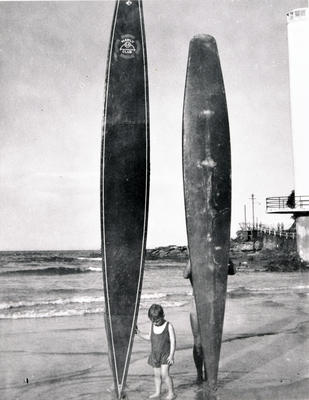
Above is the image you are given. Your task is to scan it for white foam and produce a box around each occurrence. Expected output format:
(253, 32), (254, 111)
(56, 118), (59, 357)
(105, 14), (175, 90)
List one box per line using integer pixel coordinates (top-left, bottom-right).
(0, 296), (105, 311)
(87, 266), (102, 272)
(0, 306), (105, 320)
(141, 293), (166, 300)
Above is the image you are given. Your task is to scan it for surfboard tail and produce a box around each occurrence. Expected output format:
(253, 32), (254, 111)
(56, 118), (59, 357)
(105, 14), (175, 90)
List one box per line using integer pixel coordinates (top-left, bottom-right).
(183, 34), (231, 391)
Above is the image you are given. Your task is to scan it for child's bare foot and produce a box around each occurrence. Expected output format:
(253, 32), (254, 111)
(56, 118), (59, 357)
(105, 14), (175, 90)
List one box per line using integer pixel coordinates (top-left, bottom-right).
(106, 385), (114, 393)
(165, 393), (176, 400)
(149, 393), (160, 399)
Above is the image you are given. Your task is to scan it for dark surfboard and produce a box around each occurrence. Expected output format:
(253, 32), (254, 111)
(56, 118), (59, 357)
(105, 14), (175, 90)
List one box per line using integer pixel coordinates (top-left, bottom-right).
(100, 0), (149, 398)
(182, 35), (231, 392)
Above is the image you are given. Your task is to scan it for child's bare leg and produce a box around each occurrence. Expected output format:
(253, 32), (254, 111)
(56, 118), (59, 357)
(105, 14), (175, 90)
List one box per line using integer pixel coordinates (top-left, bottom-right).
(190, 312), (204, 383)
(149, 367), (161, 398)
(193, 345), (204, 382)
(161, 365), (175, 399)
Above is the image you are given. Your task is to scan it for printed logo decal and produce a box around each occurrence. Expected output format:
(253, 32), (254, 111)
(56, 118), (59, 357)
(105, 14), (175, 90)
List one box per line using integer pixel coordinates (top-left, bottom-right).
(114, 34), (141, 60)
(120, 38), (136, 56)
(126, 0), (132, 5)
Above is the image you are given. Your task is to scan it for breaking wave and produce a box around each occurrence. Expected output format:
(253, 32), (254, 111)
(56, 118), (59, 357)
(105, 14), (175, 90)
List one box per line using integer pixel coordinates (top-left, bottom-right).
(0, 266), (97, 276)
(0, 291), (190, 319)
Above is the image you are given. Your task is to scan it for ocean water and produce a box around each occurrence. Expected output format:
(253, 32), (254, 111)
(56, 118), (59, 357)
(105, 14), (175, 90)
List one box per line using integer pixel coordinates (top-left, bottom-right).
(0, 250), (308, 320)
(0, 251), (190, 320)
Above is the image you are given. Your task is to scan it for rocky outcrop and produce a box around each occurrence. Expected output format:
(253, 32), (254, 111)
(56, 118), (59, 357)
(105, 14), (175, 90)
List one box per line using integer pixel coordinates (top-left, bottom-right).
(262, 250), (305, 272)
(146, 245), (188, 260)
(99, 235), (307, 271)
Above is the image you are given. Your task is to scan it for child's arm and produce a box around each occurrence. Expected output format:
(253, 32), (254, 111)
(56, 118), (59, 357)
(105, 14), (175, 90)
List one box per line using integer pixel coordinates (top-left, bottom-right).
(167, 323), (176, 365)
(183, 260), (191, 279)
(135, 326), (151, 341)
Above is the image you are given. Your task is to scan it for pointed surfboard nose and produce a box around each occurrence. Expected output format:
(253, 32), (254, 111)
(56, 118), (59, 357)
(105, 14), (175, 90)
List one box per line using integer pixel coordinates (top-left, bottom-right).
(101, 0), (149, 398)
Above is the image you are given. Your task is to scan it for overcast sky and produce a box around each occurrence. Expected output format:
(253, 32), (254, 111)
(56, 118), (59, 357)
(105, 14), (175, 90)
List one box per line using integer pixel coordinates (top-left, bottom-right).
(0, 0), (305, 250)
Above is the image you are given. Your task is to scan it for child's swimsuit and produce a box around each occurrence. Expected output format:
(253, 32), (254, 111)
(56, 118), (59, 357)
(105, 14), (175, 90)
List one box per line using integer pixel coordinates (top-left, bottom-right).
(148, 322), (170, 367)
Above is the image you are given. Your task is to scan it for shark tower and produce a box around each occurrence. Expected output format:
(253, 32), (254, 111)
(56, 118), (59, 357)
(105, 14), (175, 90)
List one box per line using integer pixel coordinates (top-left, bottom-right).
(287, 5), (309, 262)
(267, 4), (309, 262)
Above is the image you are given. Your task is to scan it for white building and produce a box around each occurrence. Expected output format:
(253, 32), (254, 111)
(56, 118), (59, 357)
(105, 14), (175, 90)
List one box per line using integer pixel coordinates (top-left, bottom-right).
(267, 5), (309, 262)
(287, 7), (309, 200)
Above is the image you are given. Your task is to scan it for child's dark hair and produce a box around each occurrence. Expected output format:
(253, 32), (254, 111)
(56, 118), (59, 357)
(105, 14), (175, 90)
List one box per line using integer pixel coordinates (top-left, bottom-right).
(148, 304), (164, 321)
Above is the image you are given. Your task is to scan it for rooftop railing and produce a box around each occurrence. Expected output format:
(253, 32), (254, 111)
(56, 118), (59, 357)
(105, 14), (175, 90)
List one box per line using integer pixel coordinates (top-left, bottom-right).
(287, 8), (309, 21)
(266, 195), (309, 212)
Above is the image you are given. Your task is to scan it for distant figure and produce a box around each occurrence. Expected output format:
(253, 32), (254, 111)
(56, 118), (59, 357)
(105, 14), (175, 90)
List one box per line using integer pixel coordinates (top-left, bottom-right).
(183, 257), (236, 383)
(136, 304), (176, 400)
(228, 258), (236, 275)
(24, 377), (29, 384)
(287, 190), (295, 208)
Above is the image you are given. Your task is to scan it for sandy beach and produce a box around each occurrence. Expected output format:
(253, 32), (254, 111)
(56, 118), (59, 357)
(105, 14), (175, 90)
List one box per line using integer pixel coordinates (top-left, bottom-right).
(0, 269), (308, 400)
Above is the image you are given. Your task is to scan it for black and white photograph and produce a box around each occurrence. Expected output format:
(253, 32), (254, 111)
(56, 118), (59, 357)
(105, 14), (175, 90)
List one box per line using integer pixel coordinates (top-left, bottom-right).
(0, 1), (308, 399)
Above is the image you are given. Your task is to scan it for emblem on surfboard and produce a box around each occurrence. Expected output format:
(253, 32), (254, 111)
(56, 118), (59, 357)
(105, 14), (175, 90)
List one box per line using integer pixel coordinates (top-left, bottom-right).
(120, 38), (136, 55)
(114, 34), (141, 60)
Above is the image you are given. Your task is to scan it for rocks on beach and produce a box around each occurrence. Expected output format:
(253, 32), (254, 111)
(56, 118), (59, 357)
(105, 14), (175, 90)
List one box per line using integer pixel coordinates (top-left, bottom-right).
(143, 241), (308, 273)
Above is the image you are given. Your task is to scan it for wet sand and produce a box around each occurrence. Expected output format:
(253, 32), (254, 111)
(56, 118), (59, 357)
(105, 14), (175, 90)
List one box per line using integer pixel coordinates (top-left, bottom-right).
(0, 273), (308, 400)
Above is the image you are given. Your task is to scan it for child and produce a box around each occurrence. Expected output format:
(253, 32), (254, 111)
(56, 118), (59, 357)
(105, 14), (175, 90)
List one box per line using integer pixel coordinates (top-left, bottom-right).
(136, 304), (176, 399)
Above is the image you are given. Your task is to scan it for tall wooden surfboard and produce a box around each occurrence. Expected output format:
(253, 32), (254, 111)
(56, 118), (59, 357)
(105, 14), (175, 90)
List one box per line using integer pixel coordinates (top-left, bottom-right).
(182, 35), (231, 392)
(101, 0), (149, 398)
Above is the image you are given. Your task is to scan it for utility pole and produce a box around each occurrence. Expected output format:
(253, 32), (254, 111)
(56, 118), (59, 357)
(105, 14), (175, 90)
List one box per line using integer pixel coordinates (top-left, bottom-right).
(251, 194), (256, 229)
(250, 194), (256, 252)
(244, 204), (247, 230)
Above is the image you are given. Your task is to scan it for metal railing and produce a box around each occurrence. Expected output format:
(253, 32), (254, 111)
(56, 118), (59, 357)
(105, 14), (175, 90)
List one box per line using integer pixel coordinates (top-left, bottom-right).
(266, 195), (309, 212)
(257, 227), (296, 240)
(239, 223), (296, 240)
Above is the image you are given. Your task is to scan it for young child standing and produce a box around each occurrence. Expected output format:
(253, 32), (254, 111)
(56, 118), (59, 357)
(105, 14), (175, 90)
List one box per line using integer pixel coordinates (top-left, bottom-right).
(136, 304), (176, 399)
